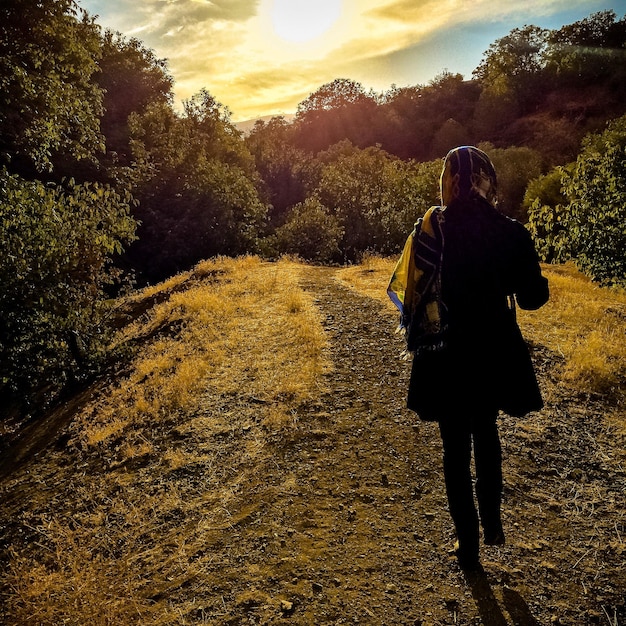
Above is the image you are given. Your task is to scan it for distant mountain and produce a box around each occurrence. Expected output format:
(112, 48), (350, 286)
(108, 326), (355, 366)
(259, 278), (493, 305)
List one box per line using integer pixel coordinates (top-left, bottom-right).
(235, 113), (295, 135)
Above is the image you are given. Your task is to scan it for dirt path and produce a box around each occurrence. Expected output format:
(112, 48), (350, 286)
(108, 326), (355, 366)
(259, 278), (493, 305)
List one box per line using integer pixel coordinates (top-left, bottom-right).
(1, 266), (625, 625)
(236, 265), (625, 626)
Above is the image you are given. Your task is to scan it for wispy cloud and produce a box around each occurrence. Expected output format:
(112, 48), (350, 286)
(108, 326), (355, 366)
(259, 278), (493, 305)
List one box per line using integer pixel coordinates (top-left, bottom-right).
(78, 0), (609, 120)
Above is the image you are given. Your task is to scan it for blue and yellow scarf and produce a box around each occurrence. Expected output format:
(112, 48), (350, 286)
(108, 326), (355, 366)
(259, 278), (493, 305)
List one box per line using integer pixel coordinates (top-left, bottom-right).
(387, 206), (447, 355)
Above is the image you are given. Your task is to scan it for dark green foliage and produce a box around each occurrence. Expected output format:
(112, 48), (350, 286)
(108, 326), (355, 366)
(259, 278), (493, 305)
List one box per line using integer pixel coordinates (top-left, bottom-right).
(0, 170), (136, 400)
(562, 117), (626, 285)
(97, 30), (173, 167)
(127, 93), (267, 282)
(245, 117), (308, 227)
(0, 0), (104, 174)
(527, 116), (626, 284)
(274, 197), (343, 263)
(313, 146), (440, 258)
(526, 167), (573, 264)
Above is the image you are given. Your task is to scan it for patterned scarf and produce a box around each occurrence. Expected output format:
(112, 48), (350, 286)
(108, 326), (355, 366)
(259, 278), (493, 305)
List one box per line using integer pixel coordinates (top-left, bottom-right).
(440, 145), (497, 207)
(387, 146), (498, 356)
(387, 206), (446, 356)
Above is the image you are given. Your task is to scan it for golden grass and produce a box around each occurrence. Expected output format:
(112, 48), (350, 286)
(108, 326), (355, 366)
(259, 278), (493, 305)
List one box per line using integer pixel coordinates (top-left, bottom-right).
(79, 256), (329, 449)
(337, 257), (626, 406)
(3, 255), (331, 625)
(4, 255), (624, 624)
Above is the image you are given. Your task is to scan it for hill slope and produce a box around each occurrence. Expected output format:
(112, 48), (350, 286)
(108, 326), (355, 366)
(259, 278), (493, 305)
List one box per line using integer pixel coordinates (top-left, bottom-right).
(1, 258), (625, 625)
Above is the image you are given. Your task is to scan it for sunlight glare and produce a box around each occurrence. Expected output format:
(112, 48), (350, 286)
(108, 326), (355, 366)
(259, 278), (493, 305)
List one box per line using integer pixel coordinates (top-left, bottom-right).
(271, 0), (342, 43)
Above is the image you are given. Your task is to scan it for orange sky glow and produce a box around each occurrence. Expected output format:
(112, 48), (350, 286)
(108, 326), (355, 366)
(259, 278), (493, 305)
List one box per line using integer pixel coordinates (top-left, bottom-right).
(78, 0), (611, 122)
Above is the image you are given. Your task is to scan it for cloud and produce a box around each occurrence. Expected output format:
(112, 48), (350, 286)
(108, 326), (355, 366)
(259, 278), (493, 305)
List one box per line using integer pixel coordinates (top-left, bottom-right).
(79, 0), (608, 120)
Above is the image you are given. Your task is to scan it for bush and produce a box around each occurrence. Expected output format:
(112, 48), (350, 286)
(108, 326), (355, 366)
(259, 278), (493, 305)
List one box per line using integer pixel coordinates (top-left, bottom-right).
(527, 116), (626, 285)
(563, 116), (626, 285)
(275, 197), (343, 263)
(0, 170), (136, 405)
(526, 166), (573, 263)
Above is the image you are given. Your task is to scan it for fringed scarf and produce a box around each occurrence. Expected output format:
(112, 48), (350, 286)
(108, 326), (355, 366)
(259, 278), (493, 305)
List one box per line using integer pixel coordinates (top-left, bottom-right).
(387, 206), (447, 356)
(387, 146), (498, 357)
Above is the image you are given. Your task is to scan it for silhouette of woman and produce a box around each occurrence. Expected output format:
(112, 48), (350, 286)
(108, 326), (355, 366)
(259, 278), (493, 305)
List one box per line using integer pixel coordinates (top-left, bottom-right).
(388, 146), (549, 569)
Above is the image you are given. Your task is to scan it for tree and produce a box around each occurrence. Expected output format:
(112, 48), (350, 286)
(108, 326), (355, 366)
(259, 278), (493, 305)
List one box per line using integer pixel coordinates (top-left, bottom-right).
(0, 170), (136, 404)
(545, 10), (626, 86)
(246, 116), (308, 226)
(473, 25), (549, 110)
(0, 0), (104, 174)
(381, 75), (480, 160)
(97, 30), (173, 166)
(525, 167), (573, 263)
(294, 79), (379, 153)
(127, 92), (267, 282)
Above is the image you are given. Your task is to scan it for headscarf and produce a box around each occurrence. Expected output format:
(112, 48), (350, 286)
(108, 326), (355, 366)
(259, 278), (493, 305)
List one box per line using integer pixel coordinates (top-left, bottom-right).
(440, 145), (497, 207)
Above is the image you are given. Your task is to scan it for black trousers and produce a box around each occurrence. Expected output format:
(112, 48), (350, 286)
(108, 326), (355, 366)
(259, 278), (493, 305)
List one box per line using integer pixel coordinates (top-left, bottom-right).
(438, 414), (503, 558)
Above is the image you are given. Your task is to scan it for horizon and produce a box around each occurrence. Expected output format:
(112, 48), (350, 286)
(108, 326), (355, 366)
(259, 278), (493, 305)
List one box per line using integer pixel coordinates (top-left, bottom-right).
(77, 0), (615, 122)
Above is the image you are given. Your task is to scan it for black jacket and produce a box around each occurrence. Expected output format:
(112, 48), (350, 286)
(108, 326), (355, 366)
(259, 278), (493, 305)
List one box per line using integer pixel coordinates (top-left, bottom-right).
(407, 198), (549, 421)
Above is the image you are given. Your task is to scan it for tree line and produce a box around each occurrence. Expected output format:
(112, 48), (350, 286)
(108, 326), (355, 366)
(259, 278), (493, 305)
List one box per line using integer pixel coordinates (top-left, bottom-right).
(1, 1), (625, 416)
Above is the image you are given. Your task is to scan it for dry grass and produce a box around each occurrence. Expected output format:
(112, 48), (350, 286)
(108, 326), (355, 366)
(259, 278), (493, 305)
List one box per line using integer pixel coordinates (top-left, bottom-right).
(3, 256), (331, 625)
(337, 257), (626, 408)
(79, 256), (329, 450)
(4, 255), (625, 624)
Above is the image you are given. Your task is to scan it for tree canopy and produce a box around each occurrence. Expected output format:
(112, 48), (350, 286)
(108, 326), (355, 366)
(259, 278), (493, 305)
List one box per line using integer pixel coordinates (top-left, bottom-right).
(2, 3), (626, 417)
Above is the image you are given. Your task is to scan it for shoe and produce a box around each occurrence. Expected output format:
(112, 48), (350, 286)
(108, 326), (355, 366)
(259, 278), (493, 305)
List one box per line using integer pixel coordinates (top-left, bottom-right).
(484, 528), (505, 546)
(453, 541), (481, 571)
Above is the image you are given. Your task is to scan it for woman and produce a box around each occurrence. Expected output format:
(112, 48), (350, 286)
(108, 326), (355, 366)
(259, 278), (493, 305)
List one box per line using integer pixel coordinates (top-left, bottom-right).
(388, 146), (549, 570)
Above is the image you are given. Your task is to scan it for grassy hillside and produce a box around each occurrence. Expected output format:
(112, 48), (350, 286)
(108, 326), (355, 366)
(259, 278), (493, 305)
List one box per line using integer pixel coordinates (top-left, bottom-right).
(1, 256), (625, 624)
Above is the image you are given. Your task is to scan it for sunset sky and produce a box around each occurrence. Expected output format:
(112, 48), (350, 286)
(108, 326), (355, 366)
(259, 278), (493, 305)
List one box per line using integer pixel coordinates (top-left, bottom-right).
(77, 0), (615, 122)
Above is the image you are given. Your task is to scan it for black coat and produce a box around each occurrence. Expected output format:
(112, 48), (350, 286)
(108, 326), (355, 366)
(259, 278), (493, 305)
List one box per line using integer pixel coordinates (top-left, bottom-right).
(407, 198), (549, 421)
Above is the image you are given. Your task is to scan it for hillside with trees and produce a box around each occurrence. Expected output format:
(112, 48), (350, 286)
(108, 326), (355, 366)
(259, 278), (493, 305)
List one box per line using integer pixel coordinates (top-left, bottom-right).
(1, 1), (625, 421)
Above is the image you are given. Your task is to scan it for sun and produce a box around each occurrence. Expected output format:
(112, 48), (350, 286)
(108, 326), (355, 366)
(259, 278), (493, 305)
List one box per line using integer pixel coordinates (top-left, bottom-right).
(271, 0), (342, 44)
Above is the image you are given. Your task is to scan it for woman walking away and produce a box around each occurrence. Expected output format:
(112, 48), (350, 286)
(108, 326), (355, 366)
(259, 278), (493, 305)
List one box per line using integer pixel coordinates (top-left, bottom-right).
(388, 146), (549, 571)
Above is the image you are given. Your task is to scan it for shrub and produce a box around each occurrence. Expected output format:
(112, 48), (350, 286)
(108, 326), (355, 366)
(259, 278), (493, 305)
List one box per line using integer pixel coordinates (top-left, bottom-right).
(562, 117), (626, 285)
(0, 170), (136, 406)
(275, 197), (343, 263)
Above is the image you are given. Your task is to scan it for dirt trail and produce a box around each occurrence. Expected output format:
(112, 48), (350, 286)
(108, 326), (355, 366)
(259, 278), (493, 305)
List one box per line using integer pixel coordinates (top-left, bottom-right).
(240, 265), (625, 626)
(1, 266), (625, 625)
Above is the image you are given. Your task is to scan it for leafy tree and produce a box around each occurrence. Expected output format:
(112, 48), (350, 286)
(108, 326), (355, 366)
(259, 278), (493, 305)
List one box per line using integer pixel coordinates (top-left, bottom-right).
(274, 197), (343, 263)
(97, 30), (173, 166)
(545, 10), (626, 86)
(0, 170), (136, 404)
(561, 116), (626, 284)
(473, 25), (549, 112)
(127, 92), (267, 282)
(294, 79), (379, 153)
(245, 116), (308, 226)
(0, 0), (104, 174)
(381, 75), (480, 160)
(526, 167), (573, 263)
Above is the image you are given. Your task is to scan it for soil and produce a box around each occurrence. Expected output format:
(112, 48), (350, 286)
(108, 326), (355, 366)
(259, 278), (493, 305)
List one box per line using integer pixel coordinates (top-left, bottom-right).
(1, 266), (625, 625)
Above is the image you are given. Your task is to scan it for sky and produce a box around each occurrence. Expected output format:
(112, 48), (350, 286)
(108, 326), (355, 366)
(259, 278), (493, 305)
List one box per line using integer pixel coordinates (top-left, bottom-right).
(76, 0), (619, 122)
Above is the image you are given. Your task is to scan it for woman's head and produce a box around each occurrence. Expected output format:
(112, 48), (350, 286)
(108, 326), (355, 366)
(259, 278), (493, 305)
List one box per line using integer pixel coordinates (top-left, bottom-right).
(440, 146), (498, 207)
